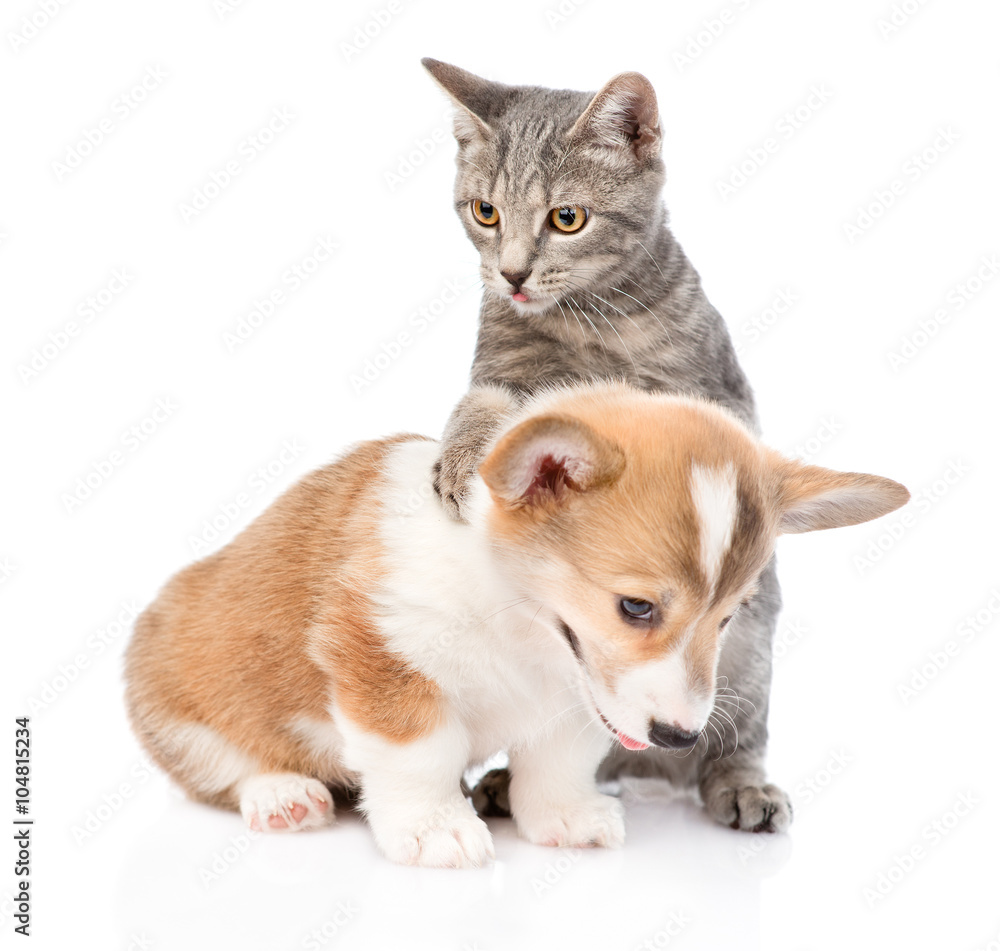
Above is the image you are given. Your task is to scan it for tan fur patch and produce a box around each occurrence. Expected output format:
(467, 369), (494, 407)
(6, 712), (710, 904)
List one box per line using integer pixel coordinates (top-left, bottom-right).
(482, 388), (779, 683)
(124, 434), (442, 810)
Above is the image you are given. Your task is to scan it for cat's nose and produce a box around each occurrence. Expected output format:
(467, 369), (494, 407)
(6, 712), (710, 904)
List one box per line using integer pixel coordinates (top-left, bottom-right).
(500, 269), (531, 292)
(648, 720), (700, 749)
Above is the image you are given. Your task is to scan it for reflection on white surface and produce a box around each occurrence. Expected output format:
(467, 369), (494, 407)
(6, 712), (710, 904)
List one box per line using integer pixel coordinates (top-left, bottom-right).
(115, 776), (786, 950)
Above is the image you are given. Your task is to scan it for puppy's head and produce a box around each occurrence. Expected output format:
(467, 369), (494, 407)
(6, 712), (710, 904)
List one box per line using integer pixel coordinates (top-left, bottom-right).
(479, 386), (909, 752)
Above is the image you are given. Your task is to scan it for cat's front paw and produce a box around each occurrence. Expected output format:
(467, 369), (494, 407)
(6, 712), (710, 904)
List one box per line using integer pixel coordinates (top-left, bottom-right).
(432, 451), (476, 522)
(370, 800), (495, 868)
(515, 793), (625, 849)
(703, 781), (792, 833)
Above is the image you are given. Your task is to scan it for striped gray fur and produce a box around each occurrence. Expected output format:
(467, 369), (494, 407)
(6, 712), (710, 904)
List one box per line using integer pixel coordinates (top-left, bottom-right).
(424, 59), (790, 833)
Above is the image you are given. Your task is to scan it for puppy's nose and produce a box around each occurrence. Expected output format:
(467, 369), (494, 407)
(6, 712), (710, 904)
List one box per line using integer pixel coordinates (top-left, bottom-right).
(648, 720), (700, 750)
(500, 269), (530, 291)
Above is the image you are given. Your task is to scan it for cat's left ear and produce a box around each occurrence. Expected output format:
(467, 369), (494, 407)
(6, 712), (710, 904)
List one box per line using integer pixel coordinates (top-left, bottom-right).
(422, 57), (496, 146)
(569, 72), (661, 164)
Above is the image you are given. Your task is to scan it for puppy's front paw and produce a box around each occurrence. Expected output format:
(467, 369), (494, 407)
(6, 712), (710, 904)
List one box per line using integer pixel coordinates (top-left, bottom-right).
(372, 801), (495, 869)
(516, 794), (625, 849)
(239, 774), (333, 833)
(703, 782), (792, 833)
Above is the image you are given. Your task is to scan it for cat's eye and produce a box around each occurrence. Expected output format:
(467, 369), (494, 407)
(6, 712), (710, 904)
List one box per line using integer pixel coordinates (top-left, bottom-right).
(719, 615), (733, 630)
(549, 206), (589, 233)
(471, 199), (500, 227)
(619, 597), (654, 622)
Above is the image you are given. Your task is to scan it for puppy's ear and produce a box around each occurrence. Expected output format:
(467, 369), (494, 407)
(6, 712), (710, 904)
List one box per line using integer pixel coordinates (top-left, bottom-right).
(771, 455), (910, 534)
(421, 57), (499, 145)
(568, 71), (661, 163)
(479, 415), (625, 509)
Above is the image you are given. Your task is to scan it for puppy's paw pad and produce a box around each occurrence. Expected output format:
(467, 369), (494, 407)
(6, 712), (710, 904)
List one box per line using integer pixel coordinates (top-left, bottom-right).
(517, 794), (625, 849)
(379, 806), (494, 869)
(239, 774), (333, 834)
(708, 783), (792, 833)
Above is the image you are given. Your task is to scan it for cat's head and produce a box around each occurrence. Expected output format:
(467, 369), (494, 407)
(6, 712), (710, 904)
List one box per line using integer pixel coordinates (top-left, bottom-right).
(423, 59), (665, 317)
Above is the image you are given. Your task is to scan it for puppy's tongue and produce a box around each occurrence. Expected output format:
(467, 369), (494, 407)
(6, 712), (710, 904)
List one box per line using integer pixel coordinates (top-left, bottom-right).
(512, 292), (528, 302)
(616, 731), (649, 752)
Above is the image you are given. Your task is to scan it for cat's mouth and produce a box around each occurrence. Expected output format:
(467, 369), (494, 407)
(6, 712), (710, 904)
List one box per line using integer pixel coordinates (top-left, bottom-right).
(501, 287), (554, 315)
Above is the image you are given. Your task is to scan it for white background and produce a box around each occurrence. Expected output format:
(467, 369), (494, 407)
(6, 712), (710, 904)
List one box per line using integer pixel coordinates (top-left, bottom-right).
(3, 0), (999, 948)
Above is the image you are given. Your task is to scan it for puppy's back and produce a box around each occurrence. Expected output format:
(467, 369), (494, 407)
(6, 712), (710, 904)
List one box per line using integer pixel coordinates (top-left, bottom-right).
(124, 434), (428, 807)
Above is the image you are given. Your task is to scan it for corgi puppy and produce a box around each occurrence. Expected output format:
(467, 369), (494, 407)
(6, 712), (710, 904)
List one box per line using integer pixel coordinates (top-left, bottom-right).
(124, 384), (908, 867)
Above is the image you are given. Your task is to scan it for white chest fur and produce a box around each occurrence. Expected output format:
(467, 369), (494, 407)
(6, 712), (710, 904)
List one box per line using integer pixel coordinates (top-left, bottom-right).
(375, 440), (580, 763)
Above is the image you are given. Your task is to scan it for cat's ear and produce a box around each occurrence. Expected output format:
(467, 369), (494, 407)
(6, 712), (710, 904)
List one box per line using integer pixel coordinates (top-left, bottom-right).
(769, 454), (910, 534)
(568, 72), (661, 163)
(479, 414), (625, 509)
(422, 57), (497, 146)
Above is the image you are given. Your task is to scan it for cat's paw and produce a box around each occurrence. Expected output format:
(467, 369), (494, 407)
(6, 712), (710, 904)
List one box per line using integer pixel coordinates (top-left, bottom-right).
(703, 782), (792, 833)
(432, 452), (475, 522)
(471, 767), (513, 818)
(239, 773), (334, 833)
(515, 793), (625, 849)
(372, 801), (495, 868)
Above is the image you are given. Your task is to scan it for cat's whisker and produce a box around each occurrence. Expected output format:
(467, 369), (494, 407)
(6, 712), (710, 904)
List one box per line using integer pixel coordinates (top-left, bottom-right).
(636, 240), (667, 282)
(562, 276), (658, 353)
(610, 284), (674, 345)
(580, 296), (640, 379)
(554, 297), (574, 338)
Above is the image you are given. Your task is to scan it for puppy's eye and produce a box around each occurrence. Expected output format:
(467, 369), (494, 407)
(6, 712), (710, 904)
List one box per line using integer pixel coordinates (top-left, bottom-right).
(549, 206), (588, 233)
(719, 615), (733, 630)
(471, 199), (500, 226)
(620, 597), (654, 622)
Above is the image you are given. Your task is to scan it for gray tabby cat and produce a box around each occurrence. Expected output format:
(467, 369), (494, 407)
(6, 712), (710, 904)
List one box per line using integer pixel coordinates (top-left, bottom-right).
(423, 58), (790, 833)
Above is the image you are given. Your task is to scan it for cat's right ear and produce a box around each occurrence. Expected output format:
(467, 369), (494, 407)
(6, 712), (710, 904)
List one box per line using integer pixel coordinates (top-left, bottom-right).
(422, 58), (495, 146)
(568, 72), (661, 164)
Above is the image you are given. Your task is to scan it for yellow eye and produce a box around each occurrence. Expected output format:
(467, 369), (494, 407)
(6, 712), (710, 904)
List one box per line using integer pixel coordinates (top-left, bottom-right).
(471, 199), (500, 227)
(550, 206), (588, 233)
